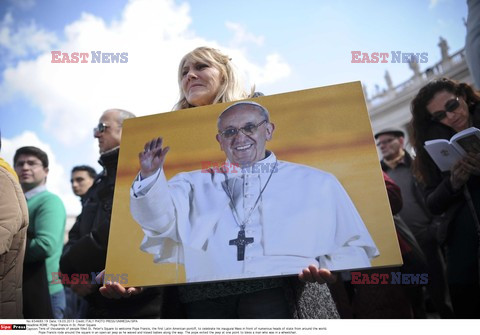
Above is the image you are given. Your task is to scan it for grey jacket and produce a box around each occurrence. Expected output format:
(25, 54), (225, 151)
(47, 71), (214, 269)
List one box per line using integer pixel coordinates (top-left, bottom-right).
(0, 166), (29, 318)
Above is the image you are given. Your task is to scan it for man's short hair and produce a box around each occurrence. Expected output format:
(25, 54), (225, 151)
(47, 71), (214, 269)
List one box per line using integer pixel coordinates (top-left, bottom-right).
(13, 146), (49, 167)
(71, 165), (97, 179)
(374, 127), (405, 139)
(112, 109), (136, 126)
(217, 101), (270, 129)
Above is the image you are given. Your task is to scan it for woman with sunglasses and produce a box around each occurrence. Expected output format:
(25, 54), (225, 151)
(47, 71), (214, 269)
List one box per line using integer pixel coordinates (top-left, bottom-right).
(410, 77), (480, 318)
(100, 46), (339, 319)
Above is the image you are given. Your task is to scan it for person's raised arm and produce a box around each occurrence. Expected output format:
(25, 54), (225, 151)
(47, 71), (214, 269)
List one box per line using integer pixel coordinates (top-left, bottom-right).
(139, 137), (170, 179)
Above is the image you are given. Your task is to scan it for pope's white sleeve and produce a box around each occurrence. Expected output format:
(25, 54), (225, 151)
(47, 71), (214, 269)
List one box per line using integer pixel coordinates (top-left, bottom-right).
(130, 169), (178, 240)
(131, 168), (162, 198)
(319, 175), (379, 270)
(129, 169), (191, 265)
(318, 245), (372, 270)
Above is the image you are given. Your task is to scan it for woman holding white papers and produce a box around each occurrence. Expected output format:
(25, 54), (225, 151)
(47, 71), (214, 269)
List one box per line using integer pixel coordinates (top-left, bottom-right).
(410, 78), (480, 318)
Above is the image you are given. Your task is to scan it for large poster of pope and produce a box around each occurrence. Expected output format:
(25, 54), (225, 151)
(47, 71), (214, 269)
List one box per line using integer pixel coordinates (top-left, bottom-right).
(106, 81), (402, 286)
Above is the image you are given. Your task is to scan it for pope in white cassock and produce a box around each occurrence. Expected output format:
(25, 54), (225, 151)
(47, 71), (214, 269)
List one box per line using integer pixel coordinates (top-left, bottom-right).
(130, 101), (379, 284)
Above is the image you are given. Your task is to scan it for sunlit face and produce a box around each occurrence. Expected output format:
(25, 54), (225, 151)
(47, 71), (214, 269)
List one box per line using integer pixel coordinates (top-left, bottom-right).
(181, 57), (223, 107)
(71, 170), (95, 197)
(14, 154), (48, 192)
(376, 134), (404, 160)
(216, 105), (274, 167)
(426, 90), (470, 132)
(94, 110), (122, 154)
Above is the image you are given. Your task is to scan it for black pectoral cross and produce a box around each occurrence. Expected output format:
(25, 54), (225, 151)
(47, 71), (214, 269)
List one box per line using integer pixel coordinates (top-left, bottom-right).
(229, 229), (254, 261)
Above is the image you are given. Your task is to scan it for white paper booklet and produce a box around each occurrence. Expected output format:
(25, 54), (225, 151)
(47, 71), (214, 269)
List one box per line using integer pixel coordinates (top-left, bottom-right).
(424, 127), (480, 172)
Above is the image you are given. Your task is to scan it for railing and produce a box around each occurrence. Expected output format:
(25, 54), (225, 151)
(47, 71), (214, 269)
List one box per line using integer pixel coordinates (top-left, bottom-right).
(368, 48), (466, 105)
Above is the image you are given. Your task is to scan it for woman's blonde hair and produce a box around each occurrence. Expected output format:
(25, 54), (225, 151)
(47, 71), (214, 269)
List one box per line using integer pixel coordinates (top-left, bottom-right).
(174, 47), (251, 110)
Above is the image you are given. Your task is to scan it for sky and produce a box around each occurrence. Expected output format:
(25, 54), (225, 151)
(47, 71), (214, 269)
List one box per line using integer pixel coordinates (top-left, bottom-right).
(0, 0), (469, 215)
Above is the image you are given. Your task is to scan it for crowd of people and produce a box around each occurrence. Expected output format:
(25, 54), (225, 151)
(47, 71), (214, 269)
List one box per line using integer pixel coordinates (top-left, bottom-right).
(1, 44), (479, 319)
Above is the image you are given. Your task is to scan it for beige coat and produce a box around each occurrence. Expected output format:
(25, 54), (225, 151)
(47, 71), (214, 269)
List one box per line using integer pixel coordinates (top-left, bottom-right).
(0, 166), (29, 318)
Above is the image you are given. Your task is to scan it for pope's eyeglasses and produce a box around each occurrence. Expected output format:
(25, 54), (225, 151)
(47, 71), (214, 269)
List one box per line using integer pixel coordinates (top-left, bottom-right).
(219, 120), (267, 139)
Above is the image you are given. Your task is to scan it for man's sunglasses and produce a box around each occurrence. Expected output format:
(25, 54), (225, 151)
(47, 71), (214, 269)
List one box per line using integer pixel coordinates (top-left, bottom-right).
(430, 97), (460, 122)
(93, 123), (110, 135)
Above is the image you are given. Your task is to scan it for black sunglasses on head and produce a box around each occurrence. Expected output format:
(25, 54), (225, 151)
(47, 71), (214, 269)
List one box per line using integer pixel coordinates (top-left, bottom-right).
(430, 97), (460, 122)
